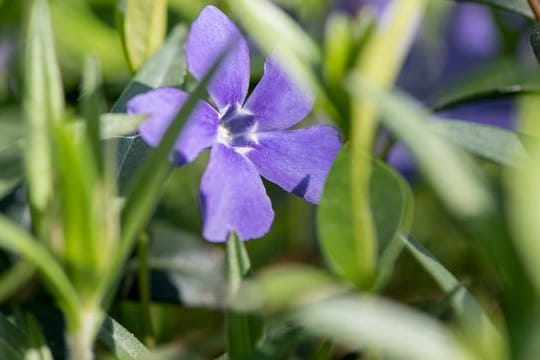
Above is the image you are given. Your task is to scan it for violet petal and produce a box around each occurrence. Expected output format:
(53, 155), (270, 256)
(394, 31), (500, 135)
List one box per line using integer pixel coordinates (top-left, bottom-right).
(186, 6), (250, 111)
(200, 144), (274, 242)
(245, 57), (313, 131)
(247, 125), (341, 204)
(127, 87), (218, 165)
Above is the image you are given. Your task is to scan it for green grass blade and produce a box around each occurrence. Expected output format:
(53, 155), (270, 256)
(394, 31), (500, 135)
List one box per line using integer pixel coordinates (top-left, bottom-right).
(400, 233), (505, 359)
(0, 216), (79, 329)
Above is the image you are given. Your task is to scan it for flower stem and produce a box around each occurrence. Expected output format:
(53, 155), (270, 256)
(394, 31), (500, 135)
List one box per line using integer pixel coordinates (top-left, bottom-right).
(137, 232), (155, 347)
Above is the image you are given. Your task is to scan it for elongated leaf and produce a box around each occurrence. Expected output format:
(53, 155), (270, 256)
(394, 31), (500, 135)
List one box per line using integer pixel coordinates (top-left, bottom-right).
(113, 25), (187, 193)
(400, 233), (505, 359)
(0, 261), (35, 303)
(430, 120), (529, 166)
(226, 233), (262, 359)
(432, 60), (540, 111)
(122, 0), (167, 72)
(453, 0), (534, 18)
(98, 315), (150, 360)
(296, 296), (468, 360)
(24, 0), (65, 211)
(351, 81), (493, 218)
(0, 216), (79, 327)
(317, 147), (413, 286)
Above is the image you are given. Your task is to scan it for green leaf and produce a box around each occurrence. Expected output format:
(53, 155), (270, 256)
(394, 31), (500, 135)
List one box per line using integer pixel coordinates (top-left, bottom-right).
(232, 265), (344, 313)
(531, 23), (540, 64)
(226, 233), (262, 359)
(122, 0), (168, 72)
(113, 25), (187, 194)
(100, 114), (146, 139)
(138, 223), (225, 307)
(0, 312), (26, 359)
(295, 295), (469, 360)
(0, 261), (35, 304)
(24, 0), (65, 211)
(451, 0), (534, 19)
(23, 315), (54, 360)
(350, 81), (493, 218)
(81, 56), (105, 173)
(104, 48), (222, 307)
(429, 120), (528, 166)
(431, 59), (540, 111)
(0, 107), (24, 200)
(317, 147), (413, 286)
(400, 233), (505, 359)
(98, 315), (150, 360)
(0, 216), (79, 330)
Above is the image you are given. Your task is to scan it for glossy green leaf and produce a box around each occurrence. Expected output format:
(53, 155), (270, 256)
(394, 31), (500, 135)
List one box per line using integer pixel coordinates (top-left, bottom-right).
(226, 233), (262, 359)
(295, 296), (468, 360)
(122, 0), (167, 72)
(24, 0), (65, 211)
(351, 81), (493, 218)
(98, 315), (150, 360)
(317, 147), (413, 286)
(429, 120), (529, 166)
(113, 25), (187, 194)
(400, 233), (505, 359)
(452, 0), (534, 19)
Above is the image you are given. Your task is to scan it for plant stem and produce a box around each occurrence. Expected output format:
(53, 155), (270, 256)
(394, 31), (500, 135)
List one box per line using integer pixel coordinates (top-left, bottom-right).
(67, 310), (101, 360)
(137, 232), (155, 347)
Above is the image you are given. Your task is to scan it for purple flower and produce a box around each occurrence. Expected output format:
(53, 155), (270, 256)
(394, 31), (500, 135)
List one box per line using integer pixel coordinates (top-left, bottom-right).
(126, 6), (341, 242)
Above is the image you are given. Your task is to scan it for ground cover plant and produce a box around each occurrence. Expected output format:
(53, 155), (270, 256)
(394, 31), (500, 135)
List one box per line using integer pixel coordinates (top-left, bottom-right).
(1, 0), (540, 359)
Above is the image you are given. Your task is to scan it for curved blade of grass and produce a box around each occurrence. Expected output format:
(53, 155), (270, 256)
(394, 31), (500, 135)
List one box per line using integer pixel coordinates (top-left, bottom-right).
(98, 315), (150, 360)
(0, 216), (79, 328)
(400, 233), (505, 359)
(431, 59), (540, 111)
(0, 260), (35, 303)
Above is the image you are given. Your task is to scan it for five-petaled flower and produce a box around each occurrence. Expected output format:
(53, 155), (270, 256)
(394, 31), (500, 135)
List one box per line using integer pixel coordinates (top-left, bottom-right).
(127, 6), (341, 242)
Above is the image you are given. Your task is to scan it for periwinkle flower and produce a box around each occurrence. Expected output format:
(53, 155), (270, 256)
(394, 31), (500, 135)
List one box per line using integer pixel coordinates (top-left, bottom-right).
(127, 6), (341, 242)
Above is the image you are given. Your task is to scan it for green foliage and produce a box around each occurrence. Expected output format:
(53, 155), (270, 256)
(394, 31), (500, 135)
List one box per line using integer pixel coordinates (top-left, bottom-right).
(2, 0), (540, 359)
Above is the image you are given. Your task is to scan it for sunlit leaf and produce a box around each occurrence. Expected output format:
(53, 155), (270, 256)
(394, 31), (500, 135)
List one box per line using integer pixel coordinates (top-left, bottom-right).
(121, 0), (167, 72)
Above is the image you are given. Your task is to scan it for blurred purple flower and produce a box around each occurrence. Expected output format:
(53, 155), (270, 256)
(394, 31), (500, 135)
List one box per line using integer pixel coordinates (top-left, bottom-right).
(127, 6), (341, 242)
